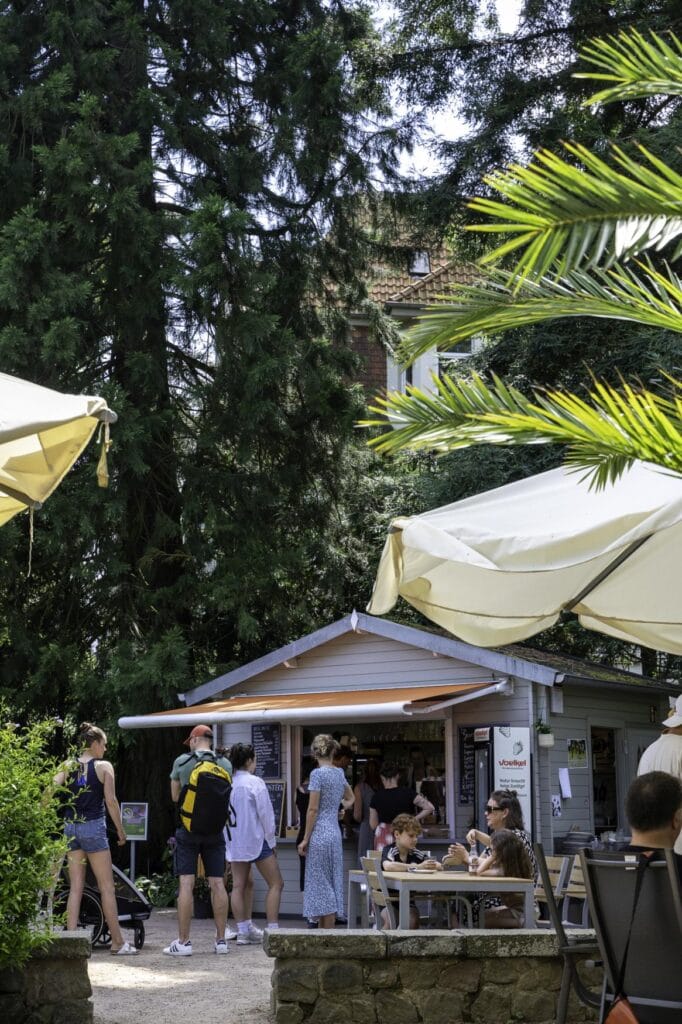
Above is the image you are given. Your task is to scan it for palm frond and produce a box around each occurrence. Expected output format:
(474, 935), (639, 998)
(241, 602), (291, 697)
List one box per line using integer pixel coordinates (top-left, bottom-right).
(577, 29), (682, 104)
(398, 260), (682, 364)
(362, 373), (682, 488)
(469, 142), (682, 286)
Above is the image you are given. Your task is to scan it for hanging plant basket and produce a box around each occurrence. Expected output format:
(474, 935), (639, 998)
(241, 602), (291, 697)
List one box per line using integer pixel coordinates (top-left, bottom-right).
(537, 732), (555, 748)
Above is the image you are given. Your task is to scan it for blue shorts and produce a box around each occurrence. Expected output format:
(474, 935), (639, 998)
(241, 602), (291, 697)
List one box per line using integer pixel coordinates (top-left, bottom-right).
(254, 840), (274, 863)
(174, 827), (226, 878)
(65, 817), (109, 853)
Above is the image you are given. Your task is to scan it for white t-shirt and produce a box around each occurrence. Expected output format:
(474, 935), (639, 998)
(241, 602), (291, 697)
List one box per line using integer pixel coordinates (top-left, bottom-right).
(637, 734), (682, 854)
(224, 769), (276, 862)
(638, 734), (682, 777)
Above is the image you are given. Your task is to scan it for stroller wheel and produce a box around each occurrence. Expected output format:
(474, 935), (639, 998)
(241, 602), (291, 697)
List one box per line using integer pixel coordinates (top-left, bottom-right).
(133, 923), (145, 949)
(78, 889), (106, 945)
(53, 886), (105, 945)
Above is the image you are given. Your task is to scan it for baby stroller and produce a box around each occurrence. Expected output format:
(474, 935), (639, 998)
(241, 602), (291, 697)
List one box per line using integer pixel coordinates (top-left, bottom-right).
(54, 862), (152, 949)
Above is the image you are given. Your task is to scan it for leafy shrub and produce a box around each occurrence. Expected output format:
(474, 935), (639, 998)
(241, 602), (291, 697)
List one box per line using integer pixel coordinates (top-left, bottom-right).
(0, 714), (69, 968)
(135, 871), (177, 907)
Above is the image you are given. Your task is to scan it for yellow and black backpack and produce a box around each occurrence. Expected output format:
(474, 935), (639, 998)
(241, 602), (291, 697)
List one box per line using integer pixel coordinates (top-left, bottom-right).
(178, 753), (236, 836)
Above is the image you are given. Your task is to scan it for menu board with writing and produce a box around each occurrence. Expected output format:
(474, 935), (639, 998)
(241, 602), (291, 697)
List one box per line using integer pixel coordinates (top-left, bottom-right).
(265, 781), (286, 837)
(251, 723), (281, 779)
(458, 727), (475, 804)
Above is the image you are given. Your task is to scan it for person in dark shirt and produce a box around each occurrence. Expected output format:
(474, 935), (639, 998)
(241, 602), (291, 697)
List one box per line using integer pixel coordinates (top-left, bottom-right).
(53, 721), (137, 956)
(625, 771), (682, 882)
(369, 761), (434, 850)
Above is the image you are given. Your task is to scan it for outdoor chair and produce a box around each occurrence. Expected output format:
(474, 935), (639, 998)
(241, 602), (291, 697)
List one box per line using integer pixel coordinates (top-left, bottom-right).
(561, 857), (591, 927)
(580, 848), (682, 1024)
(362, 850), (381, 924)
(534, 853), (571, 927)
(534, 843), (601, 1024)
(361, 855), (397, 929)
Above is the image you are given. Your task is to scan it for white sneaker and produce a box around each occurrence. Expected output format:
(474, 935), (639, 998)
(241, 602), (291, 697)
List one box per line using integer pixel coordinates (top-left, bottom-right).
(236, 925), (264, 945)
(214, 939), (229, 955)
(163, 939), (192, 956)
(224, 928), (238, 941)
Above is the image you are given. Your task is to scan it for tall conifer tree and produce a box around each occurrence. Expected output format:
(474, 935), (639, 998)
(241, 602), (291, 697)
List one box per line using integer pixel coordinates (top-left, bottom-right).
(0, 0), (402, 858)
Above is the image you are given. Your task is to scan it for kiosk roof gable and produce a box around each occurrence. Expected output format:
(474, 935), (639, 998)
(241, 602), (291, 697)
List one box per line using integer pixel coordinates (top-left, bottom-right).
(179, 612), (671, 710)
(181, 611), (563, 708)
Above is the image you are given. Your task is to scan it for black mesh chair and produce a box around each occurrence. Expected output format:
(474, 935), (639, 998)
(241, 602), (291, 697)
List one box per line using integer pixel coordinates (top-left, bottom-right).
(534, 843), (601, 1024)
(580, 848), (682, 1024)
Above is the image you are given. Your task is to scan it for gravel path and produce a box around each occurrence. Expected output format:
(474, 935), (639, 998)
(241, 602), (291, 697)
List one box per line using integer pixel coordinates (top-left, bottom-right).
(88, 909), (275, 1024)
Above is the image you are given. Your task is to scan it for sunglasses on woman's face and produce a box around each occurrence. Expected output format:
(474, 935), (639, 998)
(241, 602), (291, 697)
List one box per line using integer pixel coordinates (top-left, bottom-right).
(485, 805), (502, 813)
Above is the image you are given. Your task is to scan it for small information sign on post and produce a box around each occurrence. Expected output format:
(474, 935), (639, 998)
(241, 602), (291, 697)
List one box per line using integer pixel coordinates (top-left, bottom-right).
(120, 802), (148, 881)
(121, 802), (148, 841)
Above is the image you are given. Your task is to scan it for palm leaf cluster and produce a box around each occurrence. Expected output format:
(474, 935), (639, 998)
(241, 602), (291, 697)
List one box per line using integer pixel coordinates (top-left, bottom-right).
(365, 29), (682, 485)
(367, 371), (682, 489)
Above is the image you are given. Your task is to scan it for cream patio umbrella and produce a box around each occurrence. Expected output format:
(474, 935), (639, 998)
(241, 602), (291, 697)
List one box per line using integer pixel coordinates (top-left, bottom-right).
(368, 460), (682, 655)
(0, 372), (116, 526)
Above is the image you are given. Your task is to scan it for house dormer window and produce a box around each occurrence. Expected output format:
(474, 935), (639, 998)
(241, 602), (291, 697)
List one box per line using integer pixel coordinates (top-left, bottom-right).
(408, 251), (430, 277)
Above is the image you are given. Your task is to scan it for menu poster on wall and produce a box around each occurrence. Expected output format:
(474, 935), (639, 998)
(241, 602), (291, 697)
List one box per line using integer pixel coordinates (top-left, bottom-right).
(251, 723), (281, 779)
(266, 781), (286, 837)
(458, 727), (476, 804)
(493, 726), (532, 832)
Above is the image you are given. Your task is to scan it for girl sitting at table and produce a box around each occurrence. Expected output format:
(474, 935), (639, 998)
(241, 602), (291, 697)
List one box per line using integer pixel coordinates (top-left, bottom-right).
(380, 814), (441, 929)
(472, 828), (534, 927)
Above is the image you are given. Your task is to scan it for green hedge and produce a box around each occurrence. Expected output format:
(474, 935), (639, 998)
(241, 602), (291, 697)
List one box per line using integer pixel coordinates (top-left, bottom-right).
(0, 715), (69, 968)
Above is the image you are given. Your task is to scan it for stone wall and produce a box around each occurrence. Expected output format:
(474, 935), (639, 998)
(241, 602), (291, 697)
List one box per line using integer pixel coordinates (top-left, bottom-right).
(0, 933), (92, 1024)
(265, 929), (602, 1024)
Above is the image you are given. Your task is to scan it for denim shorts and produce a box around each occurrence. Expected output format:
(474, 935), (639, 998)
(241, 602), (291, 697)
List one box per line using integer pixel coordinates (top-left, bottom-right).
(174, 827), (226, 877)
(253, 840), (274, 863)
(65, 817), (109, 853)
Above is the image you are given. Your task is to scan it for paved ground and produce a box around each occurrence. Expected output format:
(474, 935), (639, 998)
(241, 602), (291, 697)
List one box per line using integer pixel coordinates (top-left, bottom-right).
(88, 910), (278, 1024)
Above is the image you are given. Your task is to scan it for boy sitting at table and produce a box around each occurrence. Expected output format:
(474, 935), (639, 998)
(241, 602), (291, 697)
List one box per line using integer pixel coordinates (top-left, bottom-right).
(379, 814), (442, 928)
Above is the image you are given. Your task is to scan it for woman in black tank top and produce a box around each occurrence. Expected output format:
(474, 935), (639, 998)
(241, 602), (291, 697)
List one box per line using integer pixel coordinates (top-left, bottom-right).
(53, 722), (137, 955)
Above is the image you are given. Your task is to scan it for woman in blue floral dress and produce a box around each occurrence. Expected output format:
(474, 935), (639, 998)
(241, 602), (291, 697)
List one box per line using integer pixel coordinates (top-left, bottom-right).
(298, 734), (354, 928)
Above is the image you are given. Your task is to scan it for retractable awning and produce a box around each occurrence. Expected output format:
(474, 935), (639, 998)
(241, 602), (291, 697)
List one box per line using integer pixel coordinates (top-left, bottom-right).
(118, 680), (506, 730)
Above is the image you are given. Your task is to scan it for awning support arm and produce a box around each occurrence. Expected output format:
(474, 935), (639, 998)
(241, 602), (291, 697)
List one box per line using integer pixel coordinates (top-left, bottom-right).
(407, 679), (511, 714)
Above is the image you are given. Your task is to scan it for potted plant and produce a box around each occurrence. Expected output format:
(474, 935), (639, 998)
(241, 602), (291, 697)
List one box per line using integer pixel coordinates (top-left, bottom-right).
(193, 875), (213, 919)
(535, 717), (555, 748)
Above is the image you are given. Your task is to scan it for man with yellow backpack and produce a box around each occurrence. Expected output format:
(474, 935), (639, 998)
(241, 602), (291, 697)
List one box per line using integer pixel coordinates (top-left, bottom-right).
(165, 724), (234, 956)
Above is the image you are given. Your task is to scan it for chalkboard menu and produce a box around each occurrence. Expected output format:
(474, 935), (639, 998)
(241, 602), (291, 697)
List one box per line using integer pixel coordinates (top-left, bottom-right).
(252, 723), (281, 779)
(459, 726), (475, 804)
(265, 781), (285, 837)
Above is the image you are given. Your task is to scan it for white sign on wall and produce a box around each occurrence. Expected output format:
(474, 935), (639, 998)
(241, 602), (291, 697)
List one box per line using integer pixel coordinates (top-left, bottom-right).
(492, 727), (532, 834)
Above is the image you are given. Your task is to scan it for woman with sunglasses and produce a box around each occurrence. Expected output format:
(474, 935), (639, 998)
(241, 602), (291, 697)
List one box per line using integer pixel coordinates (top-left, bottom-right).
(446, 789), (537, 926)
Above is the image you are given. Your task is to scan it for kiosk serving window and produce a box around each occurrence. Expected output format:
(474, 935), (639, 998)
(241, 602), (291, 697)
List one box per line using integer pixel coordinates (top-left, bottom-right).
(300, 720), (447, 825)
